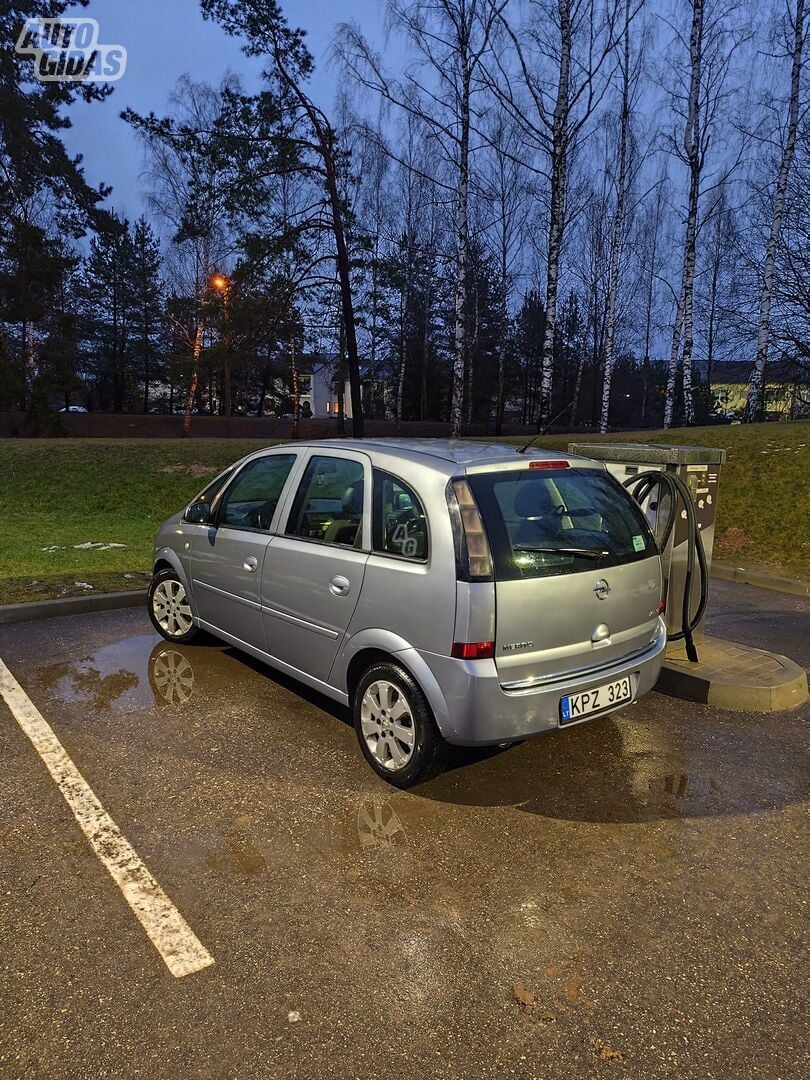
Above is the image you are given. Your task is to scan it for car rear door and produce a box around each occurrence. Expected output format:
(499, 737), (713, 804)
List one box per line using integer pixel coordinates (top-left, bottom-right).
(261, 449), (370, 683)
(466, 465), (663, 686)
(189, 452), (299, 650)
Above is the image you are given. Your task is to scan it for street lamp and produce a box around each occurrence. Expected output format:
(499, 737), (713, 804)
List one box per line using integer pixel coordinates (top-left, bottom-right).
(211, 273), (231, 417)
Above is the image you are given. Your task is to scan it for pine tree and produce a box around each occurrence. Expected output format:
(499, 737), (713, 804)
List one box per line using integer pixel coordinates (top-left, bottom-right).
(81, 217), (137, 412)
(129, 219), (164, 412)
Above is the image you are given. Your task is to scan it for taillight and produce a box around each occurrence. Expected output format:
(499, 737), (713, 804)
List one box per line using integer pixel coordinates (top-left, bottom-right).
(656, 599), (666, 615)
(529, 459), (570, 469)
(451, 641), (495, 660)
(447, 478), (493, 580)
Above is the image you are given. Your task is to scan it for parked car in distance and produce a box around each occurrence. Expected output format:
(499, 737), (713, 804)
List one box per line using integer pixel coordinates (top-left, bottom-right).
(58, 405), (87, 413)
(149, 440), (666, 787)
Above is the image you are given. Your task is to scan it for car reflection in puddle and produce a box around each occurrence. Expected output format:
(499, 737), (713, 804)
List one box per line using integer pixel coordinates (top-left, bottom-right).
(149, 646), (196, 706)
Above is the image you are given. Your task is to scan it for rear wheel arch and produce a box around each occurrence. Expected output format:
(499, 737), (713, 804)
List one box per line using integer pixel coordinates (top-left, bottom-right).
(346, 647), (398, 703)
(342, 639), (452, 740)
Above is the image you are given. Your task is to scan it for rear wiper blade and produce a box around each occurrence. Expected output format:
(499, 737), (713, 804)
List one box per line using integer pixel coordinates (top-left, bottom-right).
(513, 545), (610, 560)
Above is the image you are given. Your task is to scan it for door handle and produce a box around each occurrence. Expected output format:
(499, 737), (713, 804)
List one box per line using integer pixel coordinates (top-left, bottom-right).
(329, 574), (351, 596)
(243, 556), (259, 572)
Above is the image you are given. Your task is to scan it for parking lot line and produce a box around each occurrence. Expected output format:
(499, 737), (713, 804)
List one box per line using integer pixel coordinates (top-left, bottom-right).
(0, 656), (214, 979)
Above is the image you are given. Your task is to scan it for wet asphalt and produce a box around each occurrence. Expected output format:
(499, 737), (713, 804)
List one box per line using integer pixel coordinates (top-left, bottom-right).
(0, 582), (807, 1079)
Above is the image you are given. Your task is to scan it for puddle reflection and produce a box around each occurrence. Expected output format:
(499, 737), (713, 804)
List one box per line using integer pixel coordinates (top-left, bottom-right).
(150, 648), (196, 706)
(355, 799), (408, 852)
(37, 634), (157, 710)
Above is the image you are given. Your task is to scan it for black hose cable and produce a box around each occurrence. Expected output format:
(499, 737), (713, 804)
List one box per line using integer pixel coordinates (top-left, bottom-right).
(623, 470), (709, 664)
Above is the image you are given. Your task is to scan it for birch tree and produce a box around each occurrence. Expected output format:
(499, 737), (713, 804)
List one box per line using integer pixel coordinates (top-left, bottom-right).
(633, 173), (667, 424)
(697, 190), (738, 409)
(599, 0), (639, 432)
(661, 0), (746, 428)
(745, 0), (806, 421)
(487, 0), (626, 430)
(339, 1), (503, 435)
(479, 109), (529, 433)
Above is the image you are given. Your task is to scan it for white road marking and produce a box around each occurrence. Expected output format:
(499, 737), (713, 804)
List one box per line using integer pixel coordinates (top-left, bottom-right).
(0, 656), (213, 979)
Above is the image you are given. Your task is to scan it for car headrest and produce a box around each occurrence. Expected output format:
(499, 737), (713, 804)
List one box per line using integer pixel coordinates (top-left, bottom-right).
(514, 481), (557, 519)
(341, 482), (363, 516)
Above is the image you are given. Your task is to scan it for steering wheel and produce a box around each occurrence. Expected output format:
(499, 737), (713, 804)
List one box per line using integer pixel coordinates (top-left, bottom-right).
(247, 499), (277, 529)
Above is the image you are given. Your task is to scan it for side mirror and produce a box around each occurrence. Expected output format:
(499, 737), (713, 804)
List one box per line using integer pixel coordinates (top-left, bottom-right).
(184, 501), (212, 524)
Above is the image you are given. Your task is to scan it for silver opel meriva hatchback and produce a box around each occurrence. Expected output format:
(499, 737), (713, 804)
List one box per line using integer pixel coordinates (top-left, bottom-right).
(149, 440), (666, 787)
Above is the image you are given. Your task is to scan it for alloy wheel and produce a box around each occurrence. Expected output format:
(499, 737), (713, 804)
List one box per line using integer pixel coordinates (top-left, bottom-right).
(152, 579), (194, 638)
(359, 679), (416, 771)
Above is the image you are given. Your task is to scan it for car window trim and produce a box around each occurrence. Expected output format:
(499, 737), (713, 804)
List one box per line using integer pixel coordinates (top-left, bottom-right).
(274, 532), (370, 555)
(371, 468), (431, 564)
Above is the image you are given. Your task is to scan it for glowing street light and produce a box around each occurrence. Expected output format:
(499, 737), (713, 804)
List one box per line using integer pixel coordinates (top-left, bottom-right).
(211, 274), (232, 416)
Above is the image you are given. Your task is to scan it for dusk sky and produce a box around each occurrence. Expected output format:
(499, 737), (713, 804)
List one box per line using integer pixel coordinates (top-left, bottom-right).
(62, 0), (387, 221)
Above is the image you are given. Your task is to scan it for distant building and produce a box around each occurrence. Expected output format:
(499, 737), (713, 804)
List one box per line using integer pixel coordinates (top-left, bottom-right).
(696, 360), (810, 420)
(270, 355), (391, 419)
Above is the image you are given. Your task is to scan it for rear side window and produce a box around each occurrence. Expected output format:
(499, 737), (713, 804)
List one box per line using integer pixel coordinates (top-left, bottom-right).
(372, 471), (428, 561)
(467, 468), (656, 580)
(287, 455), (365, 547)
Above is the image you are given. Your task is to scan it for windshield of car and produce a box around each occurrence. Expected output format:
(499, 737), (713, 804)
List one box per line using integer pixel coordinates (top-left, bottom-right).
(467, 467), (657, 580)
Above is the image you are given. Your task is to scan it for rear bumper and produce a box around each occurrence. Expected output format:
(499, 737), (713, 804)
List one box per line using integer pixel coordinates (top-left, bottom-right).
(415, 619), (667, 745)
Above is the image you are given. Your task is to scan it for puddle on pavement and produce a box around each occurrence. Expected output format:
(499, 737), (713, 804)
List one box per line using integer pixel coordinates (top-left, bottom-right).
(35, 635), (255, 713)
(421, 717), (807, 822)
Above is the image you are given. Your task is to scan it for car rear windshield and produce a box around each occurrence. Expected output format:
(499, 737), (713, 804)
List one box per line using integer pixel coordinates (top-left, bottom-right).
(467, 467), (657, 580)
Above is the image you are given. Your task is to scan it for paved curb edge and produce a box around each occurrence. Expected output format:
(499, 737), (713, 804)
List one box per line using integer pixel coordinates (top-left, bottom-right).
(0, 589), (147, 626)
(711, 563), (810, 598)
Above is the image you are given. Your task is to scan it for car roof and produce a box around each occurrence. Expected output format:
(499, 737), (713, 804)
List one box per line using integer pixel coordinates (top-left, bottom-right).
(259, 438), (596, 474)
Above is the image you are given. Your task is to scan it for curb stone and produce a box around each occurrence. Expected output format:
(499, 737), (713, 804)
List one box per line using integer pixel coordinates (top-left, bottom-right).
(711, 563), (810, 598)
(0, 589), (147, 626)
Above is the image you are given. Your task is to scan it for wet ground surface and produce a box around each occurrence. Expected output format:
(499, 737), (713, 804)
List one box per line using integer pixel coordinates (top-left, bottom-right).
(0, 584), (808, 1078)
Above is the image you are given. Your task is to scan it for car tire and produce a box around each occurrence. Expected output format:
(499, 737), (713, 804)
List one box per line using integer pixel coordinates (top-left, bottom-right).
(353, 661), (447, 788)
(147, 568), (200, 644)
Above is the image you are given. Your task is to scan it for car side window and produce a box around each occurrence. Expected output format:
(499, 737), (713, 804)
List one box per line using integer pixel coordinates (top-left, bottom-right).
(372, 471), (428, 561)
(218, 454), (296, 531)
(286, 455), (365, 547)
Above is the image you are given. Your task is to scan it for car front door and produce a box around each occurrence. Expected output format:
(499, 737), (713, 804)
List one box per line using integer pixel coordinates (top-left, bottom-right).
(189, 452), (299, 650)
(262, 449), (370, 684)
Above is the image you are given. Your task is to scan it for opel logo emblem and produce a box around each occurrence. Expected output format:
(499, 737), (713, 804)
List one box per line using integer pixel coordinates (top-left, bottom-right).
(593, 579), (611, 600)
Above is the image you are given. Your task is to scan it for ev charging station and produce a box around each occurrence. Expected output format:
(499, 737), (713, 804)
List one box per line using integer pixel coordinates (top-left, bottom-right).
(568, 443), (725, 647)
(568, 441), (808, 711)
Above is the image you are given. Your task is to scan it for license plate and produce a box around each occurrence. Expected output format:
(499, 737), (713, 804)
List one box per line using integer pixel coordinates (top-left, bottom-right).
(560, 675), (633, 725)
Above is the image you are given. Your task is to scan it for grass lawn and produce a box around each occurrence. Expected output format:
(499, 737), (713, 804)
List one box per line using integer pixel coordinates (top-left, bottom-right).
(0, 422), (807, 605)
(0, 439), (276, 605)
